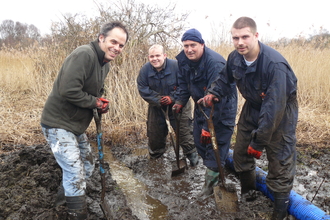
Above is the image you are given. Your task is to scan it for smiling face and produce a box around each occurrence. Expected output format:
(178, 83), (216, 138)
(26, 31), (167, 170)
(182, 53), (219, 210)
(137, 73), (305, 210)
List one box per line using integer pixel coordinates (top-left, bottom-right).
(148, 46), (167, 72)
(231, 26), (259, 61)
(98, 27), (127, 62)
(182, 40), (204, 62)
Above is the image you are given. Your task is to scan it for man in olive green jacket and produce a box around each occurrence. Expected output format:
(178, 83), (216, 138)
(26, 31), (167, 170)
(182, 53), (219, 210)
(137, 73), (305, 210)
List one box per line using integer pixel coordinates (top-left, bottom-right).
(41, 21), (128, 220)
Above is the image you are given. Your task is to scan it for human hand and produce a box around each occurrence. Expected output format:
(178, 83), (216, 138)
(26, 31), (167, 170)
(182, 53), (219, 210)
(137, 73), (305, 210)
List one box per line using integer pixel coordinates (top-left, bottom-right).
(96, 97), (109, 114)
(247, 145), (262, 159)
(172, 104), (183, 113)
(197, 94), (219, 107)
(160, 96), (173, 106)
(200, 129), (211, 144)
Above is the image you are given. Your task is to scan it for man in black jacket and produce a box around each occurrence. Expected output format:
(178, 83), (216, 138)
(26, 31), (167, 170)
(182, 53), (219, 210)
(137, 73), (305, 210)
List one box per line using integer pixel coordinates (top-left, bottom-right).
(41, 21), (128, 220)
(198, 17), (298, 220)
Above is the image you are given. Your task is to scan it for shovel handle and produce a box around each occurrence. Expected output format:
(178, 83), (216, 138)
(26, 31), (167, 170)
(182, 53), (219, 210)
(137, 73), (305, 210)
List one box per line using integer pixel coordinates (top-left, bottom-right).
(198, 104), (226, 188)
(161, 106), (181, 169)
(173, 110), (182, 168)
(93, 108), (106, 201)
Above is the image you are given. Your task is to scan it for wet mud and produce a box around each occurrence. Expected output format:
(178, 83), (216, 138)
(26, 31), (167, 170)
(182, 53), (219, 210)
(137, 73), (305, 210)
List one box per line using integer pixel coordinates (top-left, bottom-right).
(0, 142), (329, 220)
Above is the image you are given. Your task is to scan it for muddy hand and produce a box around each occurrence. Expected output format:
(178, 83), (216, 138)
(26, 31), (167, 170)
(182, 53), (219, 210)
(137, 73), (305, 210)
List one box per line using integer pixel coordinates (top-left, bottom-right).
(197, 94), (219, 107)
(96, 97), (109, 114)
(247, 145), (262, 159)
(200, 129), (211, 144)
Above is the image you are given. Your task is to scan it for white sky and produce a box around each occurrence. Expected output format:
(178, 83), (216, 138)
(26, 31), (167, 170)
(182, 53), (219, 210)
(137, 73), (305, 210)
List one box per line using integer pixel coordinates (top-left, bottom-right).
(1, 0), (329, 41)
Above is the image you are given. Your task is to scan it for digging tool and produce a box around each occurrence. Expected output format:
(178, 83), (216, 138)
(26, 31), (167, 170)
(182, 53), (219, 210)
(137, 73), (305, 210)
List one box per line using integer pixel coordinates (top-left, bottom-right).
(93, 108), (112, 220)
(198, 103), (238, 213)
(161, 106), (187, 177)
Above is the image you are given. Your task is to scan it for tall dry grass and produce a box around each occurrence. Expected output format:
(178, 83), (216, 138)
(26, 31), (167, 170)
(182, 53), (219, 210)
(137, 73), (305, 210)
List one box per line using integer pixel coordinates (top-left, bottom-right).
(0, 40), (329, 151)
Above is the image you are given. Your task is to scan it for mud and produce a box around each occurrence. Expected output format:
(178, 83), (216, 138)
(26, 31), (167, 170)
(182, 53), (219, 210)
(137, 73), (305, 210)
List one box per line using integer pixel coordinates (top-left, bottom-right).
(0, 144), (138, 220)
(0, 142), (329, 220)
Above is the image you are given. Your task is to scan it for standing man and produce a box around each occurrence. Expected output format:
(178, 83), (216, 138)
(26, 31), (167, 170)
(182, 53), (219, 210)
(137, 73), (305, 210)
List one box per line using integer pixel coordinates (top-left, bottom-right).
(137, 44), (198, 166)
(41, 21), (128, 220)
(173, 29), (237, 196)
(198, 17), (298, 220)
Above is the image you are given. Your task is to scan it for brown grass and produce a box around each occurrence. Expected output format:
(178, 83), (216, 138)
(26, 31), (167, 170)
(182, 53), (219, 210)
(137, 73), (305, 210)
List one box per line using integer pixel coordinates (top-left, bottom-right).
(0, 40), (329, 152)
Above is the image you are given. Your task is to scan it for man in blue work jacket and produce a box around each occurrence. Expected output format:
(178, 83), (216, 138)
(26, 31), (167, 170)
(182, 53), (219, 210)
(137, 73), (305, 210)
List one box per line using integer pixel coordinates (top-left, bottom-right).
(137, 44), (198, 166)
(173, 29), (237, 196)
(198, 17), (298, 220)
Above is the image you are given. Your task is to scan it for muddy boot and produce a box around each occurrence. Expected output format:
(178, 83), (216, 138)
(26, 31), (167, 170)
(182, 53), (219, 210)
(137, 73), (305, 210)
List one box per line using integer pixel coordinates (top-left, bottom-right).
(200, 168), (219, 197)
(66, 195), (88, 220)
(239, 170), (257, 202)
(271, 192), (290, 220)
(186, 152), (199, 167)
(54, 182), (66, 207)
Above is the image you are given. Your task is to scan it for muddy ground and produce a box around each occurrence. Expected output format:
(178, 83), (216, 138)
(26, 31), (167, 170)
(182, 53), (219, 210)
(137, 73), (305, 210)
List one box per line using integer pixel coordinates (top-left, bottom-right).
(0, 140), (329, 220)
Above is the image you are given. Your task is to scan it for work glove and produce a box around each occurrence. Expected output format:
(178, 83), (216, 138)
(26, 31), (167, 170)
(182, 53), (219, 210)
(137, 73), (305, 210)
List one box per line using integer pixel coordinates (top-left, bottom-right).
(197, 94), (219, 107)
(247, 145), (262, 159)
(172, 104), (183, 113)
(160, 96), (173, 106)
(200, 129), (211, 144)
(96, 97), (109, 114)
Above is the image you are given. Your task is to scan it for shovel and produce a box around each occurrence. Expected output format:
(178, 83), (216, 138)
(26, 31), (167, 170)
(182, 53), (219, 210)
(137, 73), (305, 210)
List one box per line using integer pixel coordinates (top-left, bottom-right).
(198, 104), (238, 213)
(161, 106), (187, 177)
(93, 108), (112, 219)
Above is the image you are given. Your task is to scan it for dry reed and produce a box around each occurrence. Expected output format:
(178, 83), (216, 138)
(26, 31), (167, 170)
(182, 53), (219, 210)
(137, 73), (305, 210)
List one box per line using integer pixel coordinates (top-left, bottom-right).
(0, 40), (329, 153)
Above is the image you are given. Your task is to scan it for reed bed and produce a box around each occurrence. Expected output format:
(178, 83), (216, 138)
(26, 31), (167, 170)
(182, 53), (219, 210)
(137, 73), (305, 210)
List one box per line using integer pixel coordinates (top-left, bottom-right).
(0, 40), (329, 153)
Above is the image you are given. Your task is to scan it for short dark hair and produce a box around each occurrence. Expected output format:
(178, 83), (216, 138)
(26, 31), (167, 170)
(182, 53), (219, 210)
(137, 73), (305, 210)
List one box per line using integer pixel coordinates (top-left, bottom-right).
(99, 21), (129, 42)
(232, 17), (257, 34)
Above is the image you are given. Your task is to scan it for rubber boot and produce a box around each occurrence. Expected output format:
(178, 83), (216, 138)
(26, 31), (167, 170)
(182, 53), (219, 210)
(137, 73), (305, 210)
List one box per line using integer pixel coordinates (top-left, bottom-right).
(54, 181), (66, 207)
(271, 192), (290, 220)
(200, 168), (219, 197)
(186, 152), (199, 167)
(239, 170), (257, 202)
(66, 195), (88, 220)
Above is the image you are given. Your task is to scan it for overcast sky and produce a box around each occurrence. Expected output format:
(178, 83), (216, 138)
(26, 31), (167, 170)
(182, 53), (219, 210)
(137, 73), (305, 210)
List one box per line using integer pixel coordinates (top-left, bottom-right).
(1, 0), (329, 41)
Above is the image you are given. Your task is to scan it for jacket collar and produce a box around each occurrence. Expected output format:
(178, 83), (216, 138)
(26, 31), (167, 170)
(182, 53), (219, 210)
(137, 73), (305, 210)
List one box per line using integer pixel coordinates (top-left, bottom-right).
(176, 47), (207, 71)
(91, 40), (108, 66)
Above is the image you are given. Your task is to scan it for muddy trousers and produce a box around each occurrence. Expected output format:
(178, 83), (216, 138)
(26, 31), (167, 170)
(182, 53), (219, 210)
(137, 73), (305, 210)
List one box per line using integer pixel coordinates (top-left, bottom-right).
(41, 127), (95, 197)
(147, 100), (195, 158)
(233, 102), (296, 193)
(194, 118), (234, 169)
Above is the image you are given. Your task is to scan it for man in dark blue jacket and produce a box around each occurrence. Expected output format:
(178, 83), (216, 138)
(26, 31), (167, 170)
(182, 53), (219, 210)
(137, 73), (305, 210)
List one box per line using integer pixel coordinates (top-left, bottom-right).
(173, 29), (237, 196)
(198, 17), (298, 220)
(137, 44), (198, 166)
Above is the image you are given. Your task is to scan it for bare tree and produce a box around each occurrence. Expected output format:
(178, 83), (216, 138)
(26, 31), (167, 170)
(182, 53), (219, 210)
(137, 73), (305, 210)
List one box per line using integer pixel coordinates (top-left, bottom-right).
(0, 20), (15, 46)
(0, 20), (41, 48)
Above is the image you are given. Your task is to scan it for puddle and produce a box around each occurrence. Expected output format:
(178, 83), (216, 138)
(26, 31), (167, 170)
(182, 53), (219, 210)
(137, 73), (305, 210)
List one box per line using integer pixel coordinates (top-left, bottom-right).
(92, 142), (168, 219)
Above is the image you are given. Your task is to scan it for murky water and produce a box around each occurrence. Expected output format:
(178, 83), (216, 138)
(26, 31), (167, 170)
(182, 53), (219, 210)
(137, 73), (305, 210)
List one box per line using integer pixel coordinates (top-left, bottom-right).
(95, 143), (168, 219)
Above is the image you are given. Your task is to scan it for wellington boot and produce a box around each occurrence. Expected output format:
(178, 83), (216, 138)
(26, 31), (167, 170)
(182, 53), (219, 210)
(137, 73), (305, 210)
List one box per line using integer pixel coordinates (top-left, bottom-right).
(271, 192), (290, 220)
(66, 195), (88, 220)
(200, 168), (219, 197)
(239, 170), (257, 202)
(54, 182), (65, 207)
(186, 152), (199, 167)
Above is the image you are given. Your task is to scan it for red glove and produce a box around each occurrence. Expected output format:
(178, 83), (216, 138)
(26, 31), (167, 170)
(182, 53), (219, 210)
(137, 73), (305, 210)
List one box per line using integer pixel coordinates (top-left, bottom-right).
(197, 94), (219, 107)
(247, 145), (262, 159)
(172, 104), (183, 113)
(200, 129), (211, 144)
(96, 97), (109, 114)
(160, 96), (172, 106)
